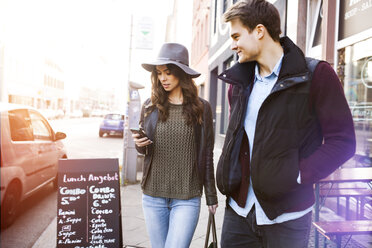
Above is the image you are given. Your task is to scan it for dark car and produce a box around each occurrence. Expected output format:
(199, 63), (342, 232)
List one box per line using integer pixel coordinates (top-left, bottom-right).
(99, 113), (125, 137)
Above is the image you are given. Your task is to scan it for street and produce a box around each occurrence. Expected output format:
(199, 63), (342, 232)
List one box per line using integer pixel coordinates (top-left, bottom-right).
(0, 117), (124, 248)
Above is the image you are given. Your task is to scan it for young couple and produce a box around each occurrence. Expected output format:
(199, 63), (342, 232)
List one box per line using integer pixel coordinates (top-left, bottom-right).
(133, 1), (355, 248)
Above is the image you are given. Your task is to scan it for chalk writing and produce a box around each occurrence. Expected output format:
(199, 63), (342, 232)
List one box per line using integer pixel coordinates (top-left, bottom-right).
(57, 159), (121, 248)
(88, 173), (119, 184)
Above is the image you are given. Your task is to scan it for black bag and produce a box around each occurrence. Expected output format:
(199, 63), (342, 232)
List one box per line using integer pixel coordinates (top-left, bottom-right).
(204, 213), (218, 248)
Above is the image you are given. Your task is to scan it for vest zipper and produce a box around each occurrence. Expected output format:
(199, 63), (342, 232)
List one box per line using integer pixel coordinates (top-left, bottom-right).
(250, 72), (309, 177)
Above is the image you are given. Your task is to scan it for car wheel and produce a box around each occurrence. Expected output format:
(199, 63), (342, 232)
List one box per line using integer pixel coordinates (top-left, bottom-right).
(99, 130), (104, 137)
(1, 182), (21, 228)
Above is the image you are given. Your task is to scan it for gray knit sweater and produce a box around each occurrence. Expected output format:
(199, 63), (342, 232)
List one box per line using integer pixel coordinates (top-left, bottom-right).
(143, 104), (201, 199)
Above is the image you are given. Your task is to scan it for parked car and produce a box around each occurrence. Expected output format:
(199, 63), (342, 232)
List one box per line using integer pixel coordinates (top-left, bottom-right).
(0, 103), (67, 228)
(99, 113), (125, 137)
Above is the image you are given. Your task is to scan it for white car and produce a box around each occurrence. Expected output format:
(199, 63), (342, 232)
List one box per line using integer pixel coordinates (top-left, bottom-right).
(0, 103), (67, 228)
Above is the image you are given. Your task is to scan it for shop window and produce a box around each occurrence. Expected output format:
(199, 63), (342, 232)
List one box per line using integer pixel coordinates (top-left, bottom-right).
(338, 37), (372, 167)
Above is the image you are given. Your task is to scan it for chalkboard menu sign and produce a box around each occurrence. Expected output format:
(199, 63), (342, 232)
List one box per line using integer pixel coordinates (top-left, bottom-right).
(57, 158), (122, 248)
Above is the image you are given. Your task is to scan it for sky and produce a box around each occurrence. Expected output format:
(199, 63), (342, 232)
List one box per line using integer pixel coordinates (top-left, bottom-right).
(0, 0), (186, 106)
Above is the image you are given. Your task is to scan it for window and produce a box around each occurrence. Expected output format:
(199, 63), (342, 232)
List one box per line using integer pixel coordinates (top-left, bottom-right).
(9, 109), (34, 141)
(312, 1), (322, 47)
(338, 37), (372, 166)
(29, 111), (53, 141)
(205, 15), (208, 46)
(223, 0), (229, 13)
(213, 0), (218, 34)
(308, 0), (323, 49)
(199, 83), (205, 98)
(221, 57), (235, 134)
(201, 23), (204, 50)
(209, 67), (219, 135)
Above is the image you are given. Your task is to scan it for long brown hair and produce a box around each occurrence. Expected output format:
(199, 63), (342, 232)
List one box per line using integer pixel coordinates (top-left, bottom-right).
(146, 64), (203, 125)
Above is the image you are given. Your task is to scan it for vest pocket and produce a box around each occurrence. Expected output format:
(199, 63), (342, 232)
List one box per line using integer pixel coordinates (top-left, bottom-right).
(254, 148), (299, 201)
(217, 128), (244, 195)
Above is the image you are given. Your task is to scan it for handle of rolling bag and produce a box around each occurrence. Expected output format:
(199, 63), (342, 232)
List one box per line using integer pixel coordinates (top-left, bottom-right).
(204, 212), (217, 248)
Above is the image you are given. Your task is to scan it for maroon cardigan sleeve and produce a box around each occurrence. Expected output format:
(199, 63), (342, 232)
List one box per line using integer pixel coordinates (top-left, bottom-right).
(299, 62), (356, 184)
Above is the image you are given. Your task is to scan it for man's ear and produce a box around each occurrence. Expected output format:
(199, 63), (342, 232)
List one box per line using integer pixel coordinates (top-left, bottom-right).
(255, 24), (265, 40)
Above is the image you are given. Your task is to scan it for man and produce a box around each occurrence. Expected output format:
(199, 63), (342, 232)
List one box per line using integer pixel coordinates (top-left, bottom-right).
(216, 1), (356, 247)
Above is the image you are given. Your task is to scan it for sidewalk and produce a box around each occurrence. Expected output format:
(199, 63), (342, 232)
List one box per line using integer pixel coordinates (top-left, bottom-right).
(31, 175), (225, 248)
(32, 179), (370, 248)
(33, 148), (371, 248)
(121, 175), (227, 248)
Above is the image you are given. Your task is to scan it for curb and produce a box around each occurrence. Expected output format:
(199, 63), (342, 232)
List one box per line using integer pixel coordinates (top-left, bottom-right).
(32, 217), (57, 248)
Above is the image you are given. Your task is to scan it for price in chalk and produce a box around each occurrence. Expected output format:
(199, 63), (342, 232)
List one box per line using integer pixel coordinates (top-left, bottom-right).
(93, 199), (112, 207)
(61, 196), (80, 205)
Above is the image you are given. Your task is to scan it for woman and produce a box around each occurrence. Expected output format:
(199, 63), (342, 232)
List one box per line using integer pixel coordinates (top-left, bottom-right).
(132, 43), (218, 248)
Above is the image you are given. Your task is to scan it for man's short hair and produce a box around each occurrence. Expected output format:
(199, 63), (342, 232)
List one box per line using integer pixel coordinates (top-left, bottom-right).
(223, 0), (281, 42)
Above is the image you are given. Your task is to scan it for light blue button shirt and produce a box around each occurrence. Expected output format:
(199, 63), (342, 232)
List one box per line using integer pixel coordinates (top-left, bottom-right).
(229, 55), (313, 225)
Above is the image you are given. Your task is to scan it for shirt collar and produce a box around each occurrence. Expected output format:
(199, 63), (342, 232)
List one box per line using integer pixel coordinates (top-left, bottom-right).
(254, 54), (284, 82)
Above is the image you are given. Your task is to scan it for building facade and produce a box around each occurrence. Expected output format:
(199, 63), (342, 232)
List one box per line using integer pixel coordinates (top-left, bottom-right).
(0, 41), (120, 118)
(206, 0), (372, 165)
(207, 0), (240, 147)
(191, 0), (212, 99)
(1, 43), (45, 107)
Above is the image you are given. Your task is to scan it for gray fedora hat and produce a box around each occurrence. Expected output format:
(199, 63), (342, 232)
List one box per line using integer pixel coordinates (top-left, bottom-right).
(142, 43), (201, 78)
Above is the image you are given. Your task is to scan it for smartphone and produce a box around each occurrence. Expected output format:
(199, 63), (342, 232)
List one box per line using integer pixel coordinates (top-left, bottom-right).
(130, 128), (146, 138)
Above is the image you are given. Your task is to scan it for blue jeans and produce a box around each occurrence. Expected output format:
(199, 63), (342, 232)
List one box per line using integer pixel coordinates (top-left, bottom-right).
(221, 205), (312, 248)
(142, 194), (201, 248)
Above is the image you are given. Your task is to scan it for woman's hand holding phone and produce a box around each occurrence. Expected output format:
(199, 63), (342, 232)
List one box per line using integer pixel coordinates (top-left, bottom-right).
(130, 128), (152, 147)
